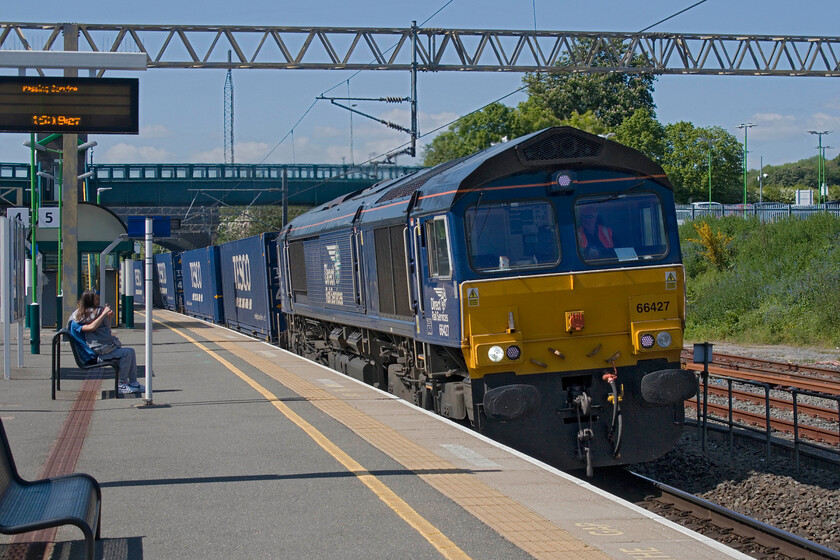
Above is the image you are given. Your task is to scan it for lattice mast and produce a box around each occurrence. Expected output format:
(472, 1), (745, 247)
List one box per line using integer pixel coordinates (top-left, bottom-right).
(224, 50), (234, 165)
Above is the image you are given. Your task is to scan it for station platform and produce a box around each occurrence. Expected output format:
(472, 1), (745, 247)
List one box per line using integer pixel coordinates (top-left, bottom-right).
(0, 310), (750, 560)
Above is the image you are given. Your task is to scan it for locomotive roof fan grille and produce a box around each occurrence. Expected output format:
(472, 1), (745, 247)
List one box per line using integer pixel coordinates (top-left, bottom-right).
(520, 131), (602, 163)
(376, 155), (469, 204)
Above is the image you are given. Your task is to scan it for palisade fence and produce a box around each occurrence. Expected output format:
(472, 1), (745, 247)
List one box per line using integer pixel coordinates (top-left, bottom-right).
(677, 203), (840, 223)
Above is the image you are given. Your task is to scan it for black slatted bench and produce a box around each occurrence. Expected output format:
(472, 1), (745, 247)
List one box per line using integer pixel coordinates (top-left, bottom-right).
(51, 329), (121, 400)
(0, 417), (102, 560)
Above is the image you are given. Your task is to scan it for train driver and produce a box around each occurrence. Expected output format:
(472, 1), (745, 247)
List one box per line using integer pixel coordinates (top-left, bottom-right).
(577, 205), (614, 260)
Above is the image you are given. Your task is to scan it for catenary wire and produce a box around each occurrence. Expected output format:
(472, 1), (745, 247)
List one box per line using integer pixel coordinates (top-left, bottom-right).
(638, 0), (710, 33)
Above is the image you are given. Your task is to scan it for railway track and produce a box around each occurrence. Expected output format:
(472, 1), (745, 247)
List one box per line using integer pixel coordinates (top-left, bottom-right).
(702, 400), (840, 445)
(708, 352), (840, 379)
(702, 384), (840, 423)
(627, 471), (840, 560)
(683, 359), (840, 396)
(679, 347), (840, 449)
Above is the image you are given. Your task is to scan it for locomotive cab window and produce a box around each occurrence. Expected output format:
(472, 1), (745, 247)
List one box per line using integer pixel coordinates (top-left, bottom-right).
(575, 192), (668, 264)
(425, 216), (452, 279)
(466, 200), (560, 272)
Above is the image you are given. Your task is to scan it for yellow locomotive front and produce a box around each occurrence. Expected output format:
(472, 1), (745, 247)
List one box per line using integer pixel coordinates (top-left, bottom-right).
(457, 174), (696, 474)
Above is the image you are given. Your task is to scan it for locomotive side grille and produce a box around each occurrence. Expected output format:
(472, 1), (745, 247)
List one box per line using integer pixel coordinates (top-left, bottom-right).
(376, 156), (468, 204)
(390, 226), (412, 317)
(374, 228), (395, 315)
(373, 225), (412, 318)
(521, 133), (602, 161)
(288, 241), (307, 295)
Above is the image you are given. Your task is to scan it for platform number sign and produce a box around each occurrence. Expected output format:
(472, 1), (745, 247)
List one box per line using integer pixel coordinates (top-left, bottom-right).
(38, 208), (59, 228)
(5, 208), (29, 227)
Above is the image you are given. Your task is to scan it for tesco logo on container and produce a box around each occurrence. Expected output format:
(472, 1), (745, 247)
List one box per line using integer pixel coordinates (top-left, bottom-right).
(232, 254), (252, 310)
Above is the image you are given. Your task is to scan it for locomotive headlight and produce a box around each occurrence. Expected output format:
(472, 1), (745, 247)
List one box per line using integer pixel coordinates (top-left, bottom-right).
(640, 333), (655, 349)
(506, 345), (521, 360)
(656, 331), (672, 348)
(488, 345), (505, 362)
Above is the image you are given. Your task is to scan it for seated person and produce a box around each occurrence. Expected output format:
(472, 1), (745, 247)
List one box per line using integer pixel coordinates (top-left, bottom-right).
(70, 290), (143, 395)
(577, 206), (615, 260)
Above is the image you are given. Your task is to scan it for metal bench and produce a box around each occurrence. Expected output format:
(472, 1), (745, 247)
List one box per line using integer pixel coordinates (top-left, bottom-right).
(0, 417), (102, 560)
(51, 329), (121, 400)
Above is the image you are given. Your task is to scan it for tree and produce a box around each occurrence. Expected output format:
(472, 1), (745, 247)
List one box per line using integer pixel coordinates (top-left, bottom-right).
(614, 107), (666, 163)
(216, 205), (307, 243)
(422, 103), (516, 166)
(522, 38), (656, 128)
(662, 123), (742, 203)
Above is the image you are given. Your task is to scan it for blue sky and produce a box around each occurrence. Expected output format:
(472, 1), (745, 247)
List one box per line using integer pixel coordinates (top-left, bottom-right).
(1, 0), (839, 169)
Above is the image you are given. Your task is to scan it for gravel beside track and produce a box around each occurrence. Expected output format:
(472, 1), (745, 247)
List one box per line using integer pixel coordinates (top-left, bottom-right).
(632, 432), (840, 550)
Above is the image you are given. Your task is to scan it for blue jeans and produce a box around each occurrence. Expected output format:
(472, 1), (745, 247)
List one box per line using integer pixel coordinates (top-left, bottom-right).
(99, 347), (137, 384)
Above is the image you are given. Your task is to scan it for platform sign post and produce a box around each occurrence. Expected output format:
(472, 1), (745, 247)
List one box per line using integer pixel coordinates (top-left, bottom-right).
(144, 217), (153, 405)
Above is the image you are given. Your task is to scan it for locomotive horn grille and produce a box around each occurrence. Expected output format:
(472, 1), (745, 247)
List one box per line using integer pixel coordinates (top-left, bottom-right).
(520, 132), (602, 162)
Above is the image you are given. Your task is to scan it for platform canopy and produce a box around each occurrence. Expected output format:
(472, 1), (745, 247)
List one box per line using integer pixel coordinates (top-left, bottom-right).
(34, 202), (133, 254)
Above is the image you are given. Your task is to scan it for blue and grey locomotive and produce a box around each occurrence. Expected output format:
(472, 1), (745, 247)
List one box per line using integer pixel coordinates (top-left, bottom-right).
(274, 126), (696, 473)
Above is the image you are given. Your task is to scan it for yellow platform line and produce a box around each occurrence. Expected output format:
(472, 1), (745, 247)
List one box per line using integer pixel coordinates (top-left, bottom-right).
(161, 315), (608, 560)
(160, 320), (471, 560)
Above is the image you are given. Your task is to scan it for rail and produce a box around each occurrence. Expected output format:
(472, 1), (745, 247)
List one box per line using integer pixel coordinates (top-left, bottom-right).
(689, 366), (840, 470)
(630, 471), (840, 560)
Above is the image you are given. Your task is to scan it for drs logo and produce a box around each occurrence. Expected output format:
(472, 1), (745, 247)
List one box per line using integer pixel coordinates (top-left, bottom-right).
(232, 254), (251, 292)
(189, 261), (202, 289)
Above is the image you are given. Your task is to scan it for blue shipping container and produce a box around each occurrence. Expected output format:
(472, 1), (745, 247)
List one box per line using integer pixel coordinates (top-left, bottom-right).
(153, 252), (182, 311)
(133, 260), (145, 305)
(180, 246), (224, 324)
(218, 233), (280, 340)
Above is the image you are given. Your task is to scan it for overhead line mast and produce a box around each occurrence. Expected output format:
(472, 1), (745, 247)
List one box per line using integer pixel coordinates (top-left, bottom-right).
(224, 50), (234, 165)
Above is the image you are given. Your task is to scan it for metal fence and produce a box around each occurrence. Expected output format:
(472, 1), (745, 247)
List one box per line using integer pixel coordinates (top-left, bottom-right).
(677, 203), (840, 223)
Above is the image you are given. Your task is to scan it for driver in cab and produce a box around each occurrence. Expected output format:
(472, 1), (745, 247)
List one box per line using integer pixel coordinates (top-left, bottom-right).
(577, 205), (614, 260)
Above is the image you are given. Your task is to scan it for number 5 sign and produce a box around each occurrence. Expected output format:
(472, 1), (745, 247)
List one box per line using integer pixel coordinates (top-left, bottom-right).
(5, 208), (29, 227)
(38, 208), (60, 228)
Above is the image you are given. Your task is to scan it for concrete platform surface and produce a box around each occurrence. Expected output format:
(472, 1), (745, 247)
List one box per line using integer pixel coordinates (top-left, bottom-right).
(0, 310), (750, 560)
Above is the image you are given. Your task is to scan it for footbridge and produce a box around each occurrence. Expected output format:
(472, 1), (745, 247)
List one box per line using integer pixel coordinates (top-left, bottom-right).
(0, 162), (419, 207)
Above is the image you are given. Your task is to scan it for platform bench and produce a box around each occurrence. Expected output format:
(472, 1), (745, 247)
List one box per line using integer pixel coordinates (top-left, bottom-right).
(0, 417), (102, 560)
(51, 329), (121, 400)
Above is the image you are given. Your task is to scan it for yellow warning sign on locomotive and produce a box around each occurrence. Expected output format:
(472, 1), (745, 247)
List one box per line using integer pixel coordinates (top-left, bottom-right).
(665, 271), (677, 290)
(467, 288), (480, 307)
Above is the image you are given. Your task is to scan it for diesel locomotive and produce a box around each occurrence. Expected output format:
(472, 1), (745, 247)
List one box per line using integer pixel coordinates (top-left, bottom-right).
(162, 126), (697, 474)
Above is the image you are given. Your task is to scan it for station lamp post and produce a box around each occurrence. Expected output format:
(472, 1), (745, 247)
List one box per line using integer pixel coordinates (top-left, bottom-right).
(807, 130), (831, 204)
(697, 136), (713, 203)
(96, 187), (112, 204)
(736, 123), (755, 206)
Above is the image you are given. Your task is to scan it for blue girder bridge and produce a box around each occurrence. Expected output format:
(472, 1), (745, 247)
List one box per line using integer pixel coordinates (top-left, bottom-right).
(0, 162), (420, 207)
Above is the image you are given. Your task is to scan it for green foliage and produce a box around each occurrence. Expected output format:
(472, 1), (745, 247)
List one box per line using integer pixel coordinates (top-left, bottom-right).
(215, 205), (307, 244)
(662, 122), (743, 203)
(509, 96), (563, 138)
(681, 214), (840, 346)
(522, 39), (656, 128)
(614, 107), (665, 163)
(559, 110), (610, 136)
(422, 103), (517, 166)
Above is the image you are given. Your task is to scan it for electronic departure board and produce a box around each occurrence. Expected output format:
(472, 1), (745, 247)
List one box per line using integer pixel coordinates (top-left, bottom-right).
(0, 76), (138, 134)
